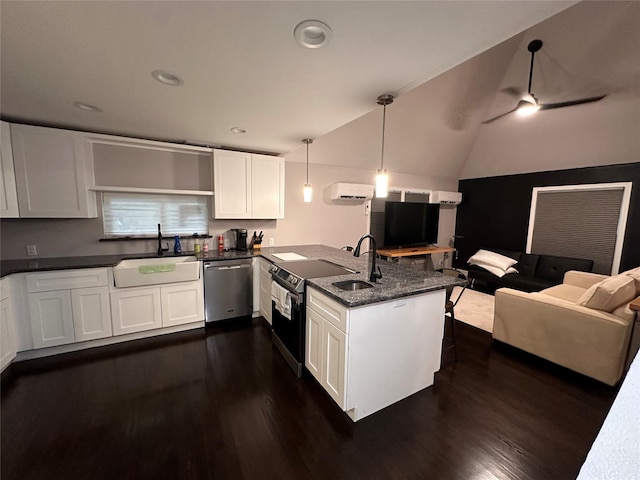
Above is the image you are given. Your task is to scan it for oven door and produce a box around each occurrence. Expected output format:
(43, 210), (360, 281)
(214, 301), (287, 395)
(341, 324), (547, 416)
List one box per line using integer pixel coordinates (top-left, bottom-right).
(271, 279), (305, 377)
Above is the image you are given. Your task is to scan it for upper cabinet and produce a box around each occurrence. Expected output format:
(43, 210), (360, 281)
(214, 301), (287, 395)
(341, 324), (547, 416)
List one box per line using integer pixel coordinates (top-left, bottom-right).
(0, 121), (19, 218)
(213, 149), (284, 219)
(10, 124), (97, 218)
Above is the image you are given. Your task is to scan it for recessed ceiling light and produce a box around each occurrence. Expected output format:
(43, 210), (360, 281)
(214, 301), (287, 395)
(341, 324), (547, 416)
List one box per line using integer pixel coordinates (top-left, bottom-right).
(294, 20), (332, 49)
(230, 127), (246, 134)
(151, 70), (184, 86)
(73, 101), (102, 112)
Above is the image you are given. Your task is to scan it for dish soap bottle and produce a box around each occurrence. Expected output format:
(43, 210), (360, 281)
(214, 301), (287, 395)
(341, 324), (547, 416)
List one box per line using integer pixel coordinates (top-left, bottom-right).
(173, 236), (181, 254)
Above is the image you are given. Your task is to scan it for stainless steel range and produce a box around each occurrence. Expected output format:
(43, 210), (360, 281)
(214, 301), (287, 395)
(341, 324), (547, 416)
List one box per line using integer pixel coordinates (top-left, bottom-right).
(270, 259), (356, 376)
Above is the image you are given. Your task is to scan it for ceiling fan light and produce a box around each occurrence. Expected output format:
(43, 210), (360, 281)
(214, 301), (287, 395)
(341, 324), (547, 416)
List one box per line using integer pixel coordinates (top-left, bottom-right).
(516, 99), (540, 117)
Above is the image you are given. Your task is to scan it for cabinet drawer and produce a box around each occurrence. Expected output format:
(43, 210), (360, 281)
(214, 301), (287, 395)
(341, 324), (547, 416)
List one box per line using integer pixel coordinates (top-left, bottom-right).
(259, 258), (272, 275)
(26, 268), (109, 292)
(307, 288), (349, 333)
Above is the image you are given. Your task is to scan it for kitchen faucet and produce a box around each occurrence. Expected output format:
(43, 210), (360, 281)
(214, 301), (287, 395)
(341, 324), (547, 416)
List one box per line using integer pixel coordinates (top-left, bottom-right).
(157, 223), (169, 256)
(353, 234), (382, 283)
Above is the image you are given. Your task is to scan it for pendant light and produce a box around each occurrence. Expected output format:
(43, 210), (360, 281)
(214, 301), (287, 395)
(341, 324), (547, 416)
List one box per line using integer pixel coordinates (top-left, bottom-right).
(302, 138), (313, 203)
(375, 94), (394, 198)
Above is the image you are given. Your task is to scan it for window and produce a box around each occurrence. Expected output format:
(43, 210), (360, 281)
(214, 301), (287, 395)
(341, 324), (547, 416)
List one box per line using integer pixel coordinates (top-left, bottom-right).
(526, 183), (632, 274)
(102, 192), (209, 237)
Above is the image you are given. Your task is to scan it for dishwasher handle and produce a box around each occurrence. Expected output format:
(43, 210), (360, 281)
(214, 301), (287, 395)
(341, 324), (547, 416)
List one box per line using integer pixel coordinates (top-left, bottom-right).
(204, 263), (250, 270)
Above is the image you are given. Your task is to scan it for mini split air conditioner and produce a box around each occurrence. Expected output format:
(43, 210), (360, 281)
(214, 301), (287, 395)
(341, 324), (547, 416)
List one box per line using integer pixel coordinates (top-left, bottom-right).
(429, 191), (462, 205)
(329, 183), (374, 201)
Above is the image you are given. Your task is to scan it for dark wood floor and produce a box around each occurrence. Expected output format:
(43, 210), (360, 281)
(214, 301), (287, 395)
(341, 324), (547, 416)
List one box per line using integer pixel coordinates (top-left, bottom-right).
(1, 318), (618, 480)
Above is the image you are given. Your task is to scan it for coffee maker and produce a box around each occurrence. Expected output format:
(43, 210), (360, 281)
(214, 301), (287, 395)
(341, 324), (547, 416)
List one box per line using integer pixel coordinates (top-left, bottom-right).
(231, 228), (248, 251)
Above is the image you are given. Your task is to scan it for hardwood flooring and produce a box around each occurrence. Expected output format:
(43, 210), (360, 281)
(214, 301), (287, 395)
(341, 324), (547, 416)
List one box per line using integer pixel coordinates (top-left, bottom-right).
(1, 318), (618, 480)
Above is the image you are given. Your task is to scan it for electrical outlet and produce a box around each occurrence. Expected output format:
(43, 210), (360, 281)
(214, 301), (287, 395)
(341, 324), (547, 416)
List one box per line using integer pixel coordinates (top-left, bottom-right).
(269, 237), (275, 246)
(26, 244), (38, 256)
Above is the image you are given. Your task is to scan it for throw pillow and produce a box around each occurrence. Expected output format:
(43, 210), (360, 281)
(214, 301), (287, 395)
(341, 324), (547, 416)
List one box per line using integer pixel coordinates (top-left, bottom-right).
(577, 274), (637, 312)
(468, 249), (518, 271)
(621, 266), (640, 294)
(471, 261), (518, 278)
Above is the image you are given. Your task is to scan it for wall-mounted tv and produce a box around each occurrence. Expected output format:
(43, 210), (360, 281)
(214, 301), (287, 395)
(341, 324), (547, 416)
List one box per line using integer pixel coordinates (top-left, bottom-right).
(384, 201), (440, 248)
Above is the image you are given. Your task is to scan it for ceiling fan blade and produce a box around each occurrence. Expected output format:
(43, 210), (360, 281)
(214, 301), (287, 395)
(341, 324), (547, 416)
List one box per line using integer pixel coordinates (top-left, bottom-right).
(481, 106), (519, 124)
(539, 95), (606, 111)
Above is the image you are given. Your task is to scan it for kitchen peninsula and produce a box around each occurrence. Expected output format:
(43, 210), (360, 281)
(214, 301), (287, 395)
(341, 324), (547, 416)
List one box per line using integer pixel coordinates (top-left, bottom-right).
(1, 244), (463, 421)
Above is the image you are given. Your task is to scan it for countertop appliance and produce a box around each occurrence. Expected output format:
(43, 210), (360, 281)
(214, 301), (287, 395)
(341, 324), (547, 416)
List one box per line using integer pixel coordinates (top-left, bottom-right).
(203, 258), (253, 323)
(270, 259), (356, 376)
(224, 228), (248, 251)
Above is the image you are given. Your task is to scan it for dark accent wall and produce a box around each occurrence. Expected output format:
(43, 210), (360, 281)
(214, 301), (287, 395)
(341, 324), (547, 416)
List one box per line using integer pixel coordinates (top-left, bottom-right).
(455, 163), (640, 271)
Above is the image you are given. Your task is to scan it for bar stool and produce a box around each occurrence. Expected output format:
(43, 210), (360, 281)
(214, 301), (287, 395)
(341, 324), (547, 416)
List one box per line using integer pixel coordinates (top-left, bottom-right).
(437, 268), (468, 363)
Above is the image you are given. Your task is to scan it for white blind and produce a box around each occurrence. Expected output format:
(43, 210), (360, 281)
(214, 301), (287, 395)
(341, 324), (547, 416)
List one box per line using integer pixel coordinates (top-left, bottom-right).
(102, 192), (209, 237)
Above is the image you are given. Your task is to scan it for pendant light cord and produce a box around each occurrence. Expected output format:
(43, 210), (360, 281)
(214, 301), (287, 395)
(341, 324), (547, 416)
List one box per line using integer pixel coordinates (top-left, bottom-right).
(380, 103), (387, 170)
(306, 140), (309, 184)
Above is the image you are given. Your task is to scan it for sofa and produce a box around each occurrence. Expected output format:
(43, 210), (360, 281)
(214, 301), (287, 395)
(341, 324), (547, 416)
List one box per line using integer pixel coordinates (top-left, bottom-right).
(493, 268), (640, 386)
(468, 248), (594, 293)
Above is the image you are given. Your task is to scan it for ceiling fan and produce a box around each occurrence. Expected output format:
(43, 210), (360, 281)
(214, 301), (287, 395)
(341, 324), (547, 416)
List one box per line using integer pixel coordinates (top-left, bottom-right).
(482, 39), (606, 124)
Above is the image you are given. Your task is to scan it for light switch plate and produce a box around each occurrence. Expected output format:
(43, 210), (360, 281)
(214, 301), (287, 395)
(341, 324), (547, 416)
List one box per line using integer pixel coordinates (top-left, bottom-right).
(26, 244), (38, 256)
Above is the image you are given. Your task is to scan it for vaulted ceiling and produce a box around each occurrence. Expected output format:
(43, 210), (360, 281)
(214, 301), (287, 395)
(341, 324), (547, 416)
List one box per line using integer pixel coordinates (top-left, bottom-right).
(2, 1), (638, 180)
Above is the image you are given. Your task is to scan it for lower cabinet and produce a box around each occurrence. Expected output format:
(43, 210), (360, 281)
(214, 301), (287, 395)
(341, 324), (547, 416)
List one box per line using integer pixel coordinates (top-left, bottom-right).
(110, 287), (162, 335)
(258, 258), (272, 324)
(306, 286), (446, 422)
(161, 282), (204, 327)
(26, 268), (111, 349)
(1, 278), (17, 371)
(111, 280), (203, 335)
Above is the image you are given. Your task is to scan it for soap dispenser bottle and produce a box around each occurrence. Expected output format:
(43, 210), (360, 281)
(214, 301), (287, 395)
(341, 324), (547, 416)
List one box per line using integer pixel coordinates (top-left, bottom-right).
(173, 235), (182, 254)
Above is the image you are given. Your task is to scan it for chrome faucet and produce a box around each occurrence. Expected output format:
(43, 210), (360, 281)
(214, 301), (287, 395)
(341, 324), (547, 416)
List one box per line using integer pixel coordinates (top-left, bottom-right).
(353, 234), (382, 283)
(157, 223), (169, 256)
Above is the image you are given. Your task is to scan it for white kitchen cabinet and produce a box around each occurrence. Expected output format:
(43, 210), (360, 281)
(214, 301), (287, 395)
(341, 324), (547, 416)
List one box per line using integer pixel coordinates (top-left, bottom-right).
(1, 278), (17, 371)
(251, 154), (285, 219)
(213, 149), (284, 219)
(258, 258), (273, 324)
(26, 268), (112, 348)
(0, 121), (19, 218)
(10, 124), (97, 218)
(29, 290), (75, 348)
(110, 287), (163, 335)
(160, 281), (204, 327)
(213, 149), (251, 218)
(71, 286), (112, 342)
(306, 286), (446, 422)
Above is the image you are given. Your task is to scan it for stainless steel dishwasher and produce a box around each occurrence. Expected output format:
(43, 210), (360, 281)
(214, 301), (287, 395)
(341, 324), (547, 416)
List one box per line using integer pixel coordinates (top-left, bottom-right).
(203, 258), (253, 323)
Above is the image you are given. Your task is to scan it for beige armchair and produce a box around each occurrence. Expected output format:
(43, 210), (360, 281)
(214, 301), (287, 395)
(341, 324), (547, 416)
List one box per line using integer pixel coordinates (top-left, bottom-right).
(493, 270), (639, 386)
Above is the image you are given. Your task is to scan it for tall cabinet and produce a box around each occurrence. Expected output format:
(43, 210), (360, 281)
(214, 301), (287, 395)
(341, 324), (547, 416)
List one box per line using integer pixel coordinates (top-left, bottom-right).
(213, 149), (284, 219)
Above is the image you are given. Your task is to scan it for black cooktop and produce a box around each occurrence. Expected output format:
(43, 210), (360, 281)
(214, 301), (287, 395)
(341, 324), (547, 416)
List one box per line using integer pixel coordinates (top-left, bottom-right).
(276, 259), (356, 279)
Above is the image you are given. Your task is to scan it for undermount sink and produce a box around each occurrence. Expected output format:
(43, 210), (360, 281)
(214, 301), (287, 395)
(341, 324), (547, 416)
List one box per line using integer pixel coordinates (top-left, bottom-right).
(113, 256), (200, 288)
(332, 280), (374, 291)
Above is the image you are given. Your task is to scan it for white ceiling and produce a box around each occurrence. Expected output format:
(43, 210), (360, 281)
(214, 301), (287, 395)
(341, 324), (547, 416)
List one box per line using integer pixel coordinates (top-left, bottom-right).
(1, 0), (575, 156)
(3, 1), (638, 182)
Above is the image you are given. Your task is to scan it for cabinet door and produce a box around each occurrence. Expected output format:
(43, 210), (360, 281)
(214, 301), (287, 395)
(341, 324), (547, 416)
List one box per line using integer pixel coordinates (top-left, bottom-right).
(29, 290), (75, 348)
(11, 124), (97, 218)
(71, 286), (112, 342)
(1, 280), (17, 371)
(259, 259), (272, 324)
(305, 307), (323, 382)
(322, 320), (347, 409)
(213, 149), (251, 219)
(160, 281), (204, 327)
(110, 287), (162, 335)
(251, 154), (284, 219)
(0, 121), (19, 218)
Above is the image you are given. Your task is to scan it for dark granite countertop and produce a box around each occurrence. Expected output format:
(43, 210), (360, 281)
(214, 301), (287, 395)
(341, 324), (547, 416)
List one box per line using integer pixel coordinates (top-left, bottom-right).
(1, 244), (463, 308)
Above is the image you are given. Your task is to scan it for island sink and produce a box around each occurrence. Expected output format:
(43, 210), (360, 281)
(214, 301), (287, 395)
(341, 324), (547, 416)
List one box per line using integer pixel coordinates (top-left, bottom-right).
(113, 256), (200, 288)
(332, 280), (374, 291)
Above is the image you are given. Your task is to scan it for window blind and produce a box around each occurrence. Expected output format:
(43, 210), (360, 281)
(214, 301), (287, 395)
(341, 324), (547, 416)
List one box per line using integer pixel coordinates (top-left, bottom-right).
(530, 188), (624, 274)
(102, 192), (209, 237)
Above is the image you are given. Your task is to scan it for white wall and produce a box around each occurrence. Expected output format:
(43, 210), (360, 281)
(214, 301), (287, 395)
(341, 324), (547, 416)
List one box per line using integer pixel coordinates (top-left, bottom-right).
(0, 160), (458, 261)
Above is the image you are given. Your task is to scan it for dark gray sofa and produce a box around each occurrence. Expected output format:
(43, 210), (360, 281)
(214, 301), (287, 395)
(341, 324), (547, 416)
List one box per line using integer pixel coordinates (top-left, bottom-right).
(467, 248), (594, 293)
